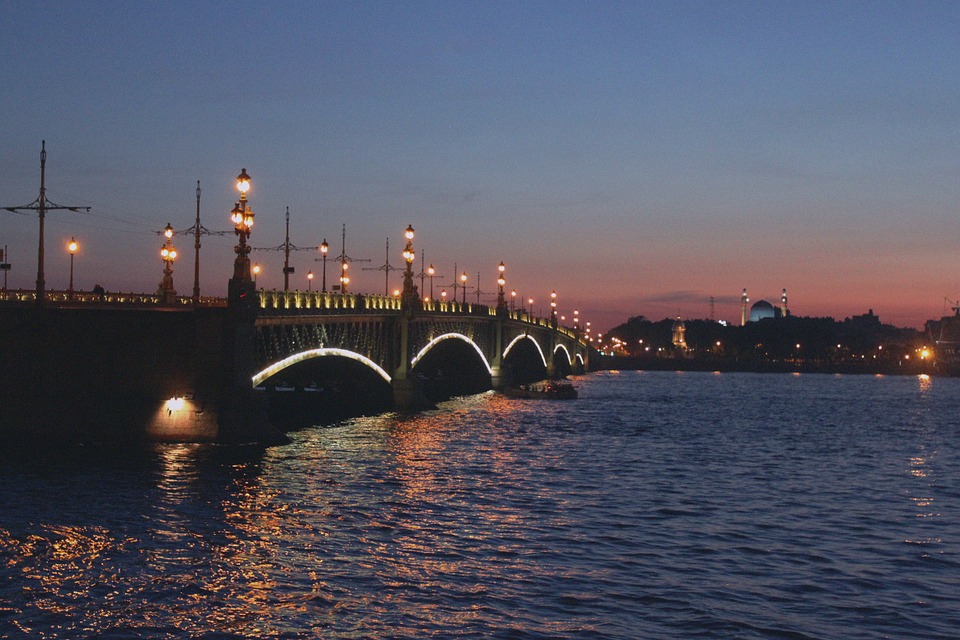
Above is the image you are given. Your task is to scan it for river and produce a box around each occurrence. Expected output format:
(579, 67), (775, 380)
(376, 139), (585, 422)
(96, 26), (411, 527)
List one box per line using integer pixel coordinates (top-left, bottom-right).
(2, 370), (958, 639)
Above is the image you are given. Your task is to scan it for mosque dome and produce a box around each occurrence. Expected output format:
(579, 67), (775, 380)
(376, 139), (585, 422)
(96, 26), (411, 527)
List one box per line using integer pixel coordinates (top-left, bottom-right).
(749, 300), (776, 322)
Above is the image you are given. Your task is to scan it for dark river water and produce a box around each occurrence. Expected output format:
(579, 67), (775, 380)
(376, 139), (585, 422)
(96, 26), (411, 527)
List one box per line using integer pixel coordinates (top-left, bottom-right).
(2, 371), (958, 639)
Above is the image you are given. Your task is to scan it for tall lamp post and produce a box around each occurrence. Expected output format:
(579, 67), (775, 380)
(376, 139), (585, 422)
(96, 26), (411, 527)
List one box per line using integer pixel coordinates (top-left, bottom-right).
(460, 272), (468, 304)
(511, 289), (517, 312)
(550, 290), (558, 327)
(67, 237), (78, 299)
(307, 270), (314, 291)
(230, 168), (254, 281)
(253, 263), (261, 285)
(427, 264), (435, 300)
(401, 224), (419, 305)
(319, 239), (329, 292)
(158, 223), (177, 305)
(496, 261), (506, 310)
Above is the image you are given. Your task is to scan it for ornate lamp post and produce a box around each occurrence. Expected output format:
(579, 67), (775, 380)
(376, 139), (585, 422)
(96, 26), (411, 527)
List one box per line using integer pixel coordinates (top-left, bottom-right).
(460, 271), (467, 304)
(496, 261), (506, 310)
(401, 224), (419, 305)
(158, 223), (177, 305)
(230, 168), (254, 281)
(67, 237), (78, 299)
(319, 239), (329, 292)
(252, 263), (260, 284)
(307, 270), (314, 291)
(441, 289), (447, 304)
(427, 264), (435, 300)
(340, 261), (349, 294)
(510, 289), (517, 312)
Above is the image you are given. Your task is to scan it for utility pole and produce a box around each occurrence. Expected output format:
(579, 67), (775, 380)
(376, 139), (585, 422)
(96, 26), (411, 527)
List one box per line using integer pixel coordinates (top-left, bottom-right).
(167, 181), (231, 304)
(332, 224), (370, 293)
(3, 141), (90, 305)
(0, 245), (9, 295)
(363, 237), (400, 296)
(251, 207), (314, 291)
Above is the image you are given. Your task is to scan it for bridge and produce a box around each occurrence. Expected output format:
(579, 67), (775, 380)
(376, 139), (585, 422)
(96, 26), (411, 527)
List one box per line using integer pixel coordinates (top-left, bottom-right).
(1, 161), (591, 445)
(0, 287), (591, 446)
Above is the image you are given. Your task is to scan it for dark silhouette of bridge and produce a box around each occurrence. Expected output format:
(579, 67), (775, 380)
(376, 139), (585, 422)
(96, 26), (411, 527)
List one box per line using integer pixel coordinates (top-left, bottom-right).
(0, 287), (591, 445)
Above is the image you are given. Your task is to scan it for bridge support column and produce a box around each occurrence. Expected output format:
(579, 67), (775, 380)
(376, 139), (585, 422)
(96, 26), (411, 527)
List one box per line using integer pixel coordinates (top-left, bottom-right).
(490, 312), (506, 389)
(219, 277), (289, 445)
(392, 308), (429, 410)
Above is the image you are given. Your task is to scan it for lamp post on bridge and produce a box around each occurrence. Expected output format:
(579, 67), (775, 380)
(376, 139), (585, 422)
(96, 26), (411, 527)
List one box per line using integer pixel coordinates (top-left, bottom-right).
(319, 239), (328, 292)
(227, 168), (258, 312)
(460, 271), (467, 304)
(496, 261), (506, 311)
(253, 263), (260, 285)
(401, 224), (420, 307)
(307, 270), (314, 291)
(550, 290), (558, 327)
(67, 237), (78, 300)
(158, 223), (177, 305)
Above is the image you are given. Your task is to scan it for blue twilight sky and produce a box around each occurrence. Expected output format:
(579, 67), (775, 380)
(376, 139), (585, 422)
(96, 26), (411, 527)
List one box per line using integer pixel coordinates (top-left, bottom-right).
(2, 1), (959, 329)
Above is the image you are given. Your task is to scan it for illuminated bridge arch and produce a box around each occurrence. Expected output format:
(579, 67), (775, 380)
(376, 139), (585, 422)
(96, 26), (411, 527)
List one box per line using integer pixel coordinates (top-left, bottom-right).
(503, 333), (548, 368)
(410, 332), (493, 375)
(553, 343), (574, 366)
(251, 347), (392, 387)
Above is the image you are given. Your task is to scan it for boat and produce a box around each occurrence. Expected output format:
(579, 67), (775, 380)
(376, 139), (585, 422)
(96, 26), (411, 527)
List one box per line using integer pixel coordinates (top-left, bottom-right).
(503, 381), (578, 399)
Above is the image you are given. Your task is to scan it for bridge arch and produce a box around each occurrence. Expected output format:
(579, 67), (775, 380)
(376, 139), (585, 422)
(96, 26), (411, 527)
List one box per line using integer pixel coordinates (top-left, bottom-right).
(554, 343), (574, 366)
(503, 333), (548, 368)
(252, 347), (392, 387)
(411, 332), (493, 374)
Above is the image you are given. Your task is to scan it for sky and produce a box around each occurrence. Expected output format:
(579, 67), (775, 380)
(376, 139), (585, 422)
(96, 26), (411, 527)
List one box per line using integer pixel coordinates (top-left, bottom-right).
(2, 1), (959, 330)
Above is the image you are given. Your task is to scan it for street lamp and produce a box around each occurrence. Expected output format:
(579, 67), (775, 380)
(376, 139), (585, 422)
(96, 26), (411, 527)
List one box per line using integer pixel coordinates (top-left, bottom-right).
(230, 168), (254, 281)
(319, 239), (329, 292)
(401, 224), (418, 304)
(67, 237), (78, 299)
(528, 297), (534, 317)
(441, 289), (447, 303)
(307, 270), (314, 291)
(460, 272), (468, 304)
(550, 290), (558, 325)
(252, 263), (260, 284)
(158, 222), (177, 305)
(427, 264), (435, 300)
(496, 261), (506, 309)
(511, 289), (517, 312)
(340, 261), (349, 294)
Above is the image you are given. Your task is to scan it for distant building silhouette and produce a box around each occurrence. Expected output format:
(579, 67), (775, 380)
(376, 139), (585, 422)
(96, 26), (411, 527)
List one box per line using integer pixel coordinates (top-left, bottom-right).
(744, 287), (790, 322)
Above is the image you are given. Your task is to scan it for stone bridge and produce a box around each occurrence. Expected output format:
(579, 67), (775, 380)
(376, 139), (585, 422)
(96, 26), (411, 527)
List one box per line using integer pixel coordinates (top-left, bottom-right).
(250, 290), (589, 406)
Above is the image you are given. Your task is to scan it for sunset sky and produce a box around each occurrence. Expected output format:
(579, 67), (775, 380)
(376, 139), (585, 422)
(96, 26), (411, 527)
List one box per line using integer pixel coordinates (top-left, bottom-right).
(2, 1), (959, 330)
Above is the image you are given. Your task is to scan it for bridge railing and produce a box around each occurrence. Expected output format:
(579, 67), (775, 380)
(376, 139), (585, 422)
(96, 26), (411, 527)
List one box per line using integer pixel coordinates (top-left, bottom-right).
(0, 288), (224, 307)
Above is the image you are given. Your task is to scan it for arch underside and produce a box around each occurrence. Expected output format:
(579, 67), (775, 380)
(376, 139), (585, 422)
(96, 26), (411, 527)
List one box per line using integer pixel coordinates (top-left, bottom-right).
(253, 316), (586, 390)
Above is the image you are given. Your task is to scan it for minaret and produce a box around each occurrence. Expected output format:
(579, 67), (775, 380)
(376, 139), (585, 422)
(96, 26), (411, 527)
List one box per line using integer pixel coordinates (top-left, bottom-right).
(781, 288), (788, 317)
(741, 288), (749, 325)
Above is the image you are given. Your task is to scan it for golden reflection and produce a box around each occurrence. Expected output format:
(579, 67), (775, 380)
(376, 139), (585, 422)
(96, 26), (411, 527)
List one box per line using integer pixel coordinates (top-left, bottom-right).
(918, 373), (932, 393)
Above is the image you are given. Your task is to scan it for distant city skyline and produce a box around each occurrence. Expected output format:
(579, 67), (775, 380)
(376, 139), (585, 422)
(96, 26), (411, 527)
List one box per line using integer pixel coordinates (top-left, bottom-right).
(2, 2), (959, 330)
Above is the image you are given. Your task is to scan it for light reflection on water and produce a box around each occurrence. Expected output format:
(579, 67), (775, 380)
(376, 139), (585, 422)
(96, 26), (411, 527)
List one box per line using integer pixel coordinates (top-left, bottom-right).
(2, 372), (960, 639)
